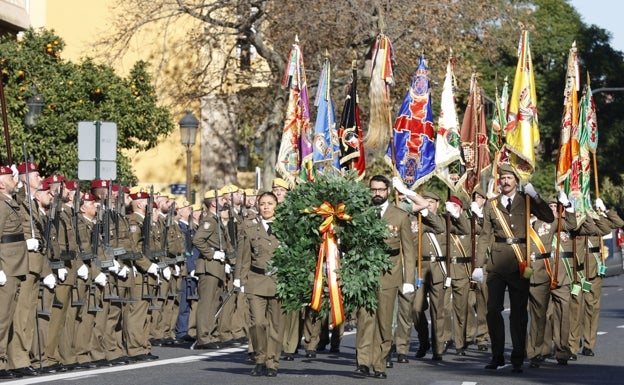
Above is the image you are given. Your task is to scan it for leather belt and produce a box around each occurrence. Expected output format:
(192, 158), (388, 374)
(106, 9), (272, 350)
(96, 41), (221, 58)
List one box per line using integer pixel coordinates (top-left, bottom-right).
(0, 233), (25, 243)
(588, 246), (601, 253)
(576, 263), (584, 271)
(450, 257), (471, 264)
(250, 265), (266, 275)
(495, 237), (526, 245)
(422, 256), (446, 262)
(559, 251), (574, 258)
(534, 253), (550, 260)
(388, 249), (400, 257)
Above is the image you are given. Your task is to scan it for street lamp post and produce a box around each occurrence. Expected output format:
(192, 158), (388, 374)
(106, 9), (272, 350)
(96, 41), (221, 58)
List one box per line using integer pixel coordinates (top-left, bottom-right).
(179, 110), (199, 202)
(25, 86), (45, 128)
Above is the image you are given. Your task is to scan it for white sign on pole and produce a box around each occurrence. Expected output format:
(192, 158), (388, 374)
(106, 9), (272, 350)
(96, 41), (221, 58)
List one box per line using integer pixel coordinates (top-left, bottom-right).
(77, 121), (118, 180)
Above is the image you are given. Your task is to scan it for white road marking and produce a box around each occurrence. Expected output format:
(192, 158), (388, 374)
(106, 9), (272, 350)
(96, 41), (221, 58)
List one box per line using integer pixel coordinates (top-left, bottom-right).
(616, 325), (624, 328)
(597, 331), (607, 335)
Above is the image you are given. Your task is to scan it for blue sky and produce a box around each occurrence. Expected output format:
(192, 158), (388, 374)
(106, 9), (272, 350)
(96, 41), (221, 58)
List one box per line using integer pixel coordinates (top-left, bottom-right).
(569, 0), (624, 52)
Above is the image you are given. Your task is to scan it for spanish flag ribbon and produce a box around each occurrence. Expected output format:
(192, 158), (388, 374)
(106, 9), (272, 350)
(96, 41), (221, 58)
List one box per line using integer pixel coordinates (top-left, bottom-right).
(305, 202), (352, 327)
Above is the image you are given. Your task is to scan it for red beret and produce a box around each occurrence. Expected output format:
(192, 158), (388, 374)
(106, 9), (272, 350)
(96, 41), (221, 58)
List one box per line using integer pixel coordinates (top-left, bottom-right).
(0, 165), (12, 175)
(90, 179), (109, 189)
(129, 191), (149, 200)
(449, 196), (464, 207)
(81, 192), (96, 202)
(152, 201), (158, 208)
(16, 162), (38, 174)
(39, 181), (51, 191)
(43, 174), (66, 185)
(64, 180), (77, 191)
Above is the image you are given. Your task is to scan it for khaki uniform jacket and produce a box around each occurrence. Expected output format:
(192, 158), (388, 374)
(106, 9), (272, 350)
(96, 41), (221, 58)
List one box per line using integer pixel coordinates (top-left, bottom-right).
(192, 212), (233, 281)
(583, 211), (624, 279)
(447, 212), (472, 279)
(21, 198), (52, 277)
(126, 211), (157, 279)
(531, 209), (577, 285)
(58, 205), (80, 284)
(236, 217), (279, 296)
(380, 204), (416, 290)
(476, 193), (554, 274)
(0, 194), (28, 276)
(417, 212), (447, 284)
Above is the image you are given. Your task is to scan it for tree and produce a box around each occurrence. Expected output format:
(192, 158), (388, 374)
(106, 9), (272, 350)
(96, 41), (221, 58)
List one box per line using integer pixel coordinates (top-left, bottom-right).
(0, 28), (174, 184)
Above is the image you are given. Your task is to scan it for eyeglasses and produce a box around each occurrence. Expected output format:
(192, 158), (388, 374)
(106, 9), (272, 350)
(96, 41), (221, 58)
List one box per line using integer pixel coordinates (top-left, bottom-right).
(370, 188), (388, 193)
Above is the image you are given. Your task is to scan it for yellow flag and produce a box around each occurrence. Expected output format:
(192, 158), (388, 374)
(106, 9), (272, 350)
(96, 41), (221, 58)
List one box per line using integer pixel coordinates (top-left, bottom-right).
(503, 31), (539, 182)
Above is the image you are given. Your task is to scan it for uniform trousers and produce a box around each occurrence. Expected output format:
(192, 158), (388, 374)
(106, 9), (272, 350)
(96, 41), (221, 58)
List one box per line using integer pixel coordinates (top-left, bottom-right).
(544, 283), (571, 359)
(448, 277), (470, 350)
(8, 271), (40, 369)
(0, 276), (21, 370)
(582, 276), (602, 350)
(466, 279), (488, 345)
(123, 281), (151, 357)
(247, 293), (284, 370)
(43, 283), (72, 367)
(527, 280), (551, 359)
(196, 273), (222, 345)
(281, 309), (303, 355)
(175, 276), (197, 339)
(486, 271), (530, 366)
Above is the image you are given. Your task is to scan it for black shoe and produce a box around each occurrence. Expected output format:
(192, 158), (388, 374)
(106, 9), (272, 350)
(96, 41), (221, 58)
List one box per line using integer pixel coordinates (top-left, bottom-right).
(266, 368), (277, 377)
(581, 347), (595, 356)
(330, 346), (340, 353)
(246, 352), (256, 364)
(161, 337), (176, 345)
(570, 354), (577, 361)
(353, 365), (370, 377)
(456, 348), (466, 356)
(150, 338), (163, 346)
(478, 344), (488, 351)
(529, 355), (543, 368)
(305, 350), (316, 358)
(282, 353), (294, 361)
(557, 359), (568, 365)
(432, 354), (443, 361)
(443, 340), (454, 354)
(373, 371), (387, 379)
(110, 356), (130, 365)
(94, 359), (112, 367)
(415, 342), (430, 358)
(485, 357), (505, 369)
(179, 334), (196, 342)
(512, 364), (523, 373)
(41, 363), (67, 373)
(250, 364), (266, 376)
(397, 354), (409, 363)
(194, 342), (220, 350)
(385, 359), (393, 368)
(0, 369), (14, 379)
(13, 366), (39, 377)
(316, 344), (327, 351)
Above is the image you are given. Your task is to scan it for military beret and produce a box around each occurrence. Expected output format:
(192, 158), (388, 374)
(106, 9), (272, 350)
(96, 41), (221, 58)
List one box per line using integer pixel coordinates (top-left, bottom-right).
(204, 189), (224, 199)
(112, 184), (128, 193)
(82, 192), (96, 202)
(16, 162), (38, 174)
(91, 179), (110, 189)
(152, 201), (158, 208)
(43, 174), (65, 185)
(422, 191), (440, 201)
(64, 180), (78, 191)
(220, 184), (239, 194)
(0, 165), (12, 175)
(129, 191), (149, 200)
(472, 186), (487, 199)
(498, 163), (520, 180)
(448, 195), (464, 207)
(243, 188), (258, 196)
(176, 198), (192, 208)
(39, 181), (51, 192)
(272, 178), (290, 190)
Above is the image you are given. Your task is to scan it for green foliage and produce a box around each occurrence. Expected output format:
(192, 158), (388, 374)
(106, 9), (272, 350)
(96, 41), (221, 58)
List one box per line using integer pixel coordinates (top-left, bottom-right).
(0, 28), (174, 182)
(270, 171), (392, 317)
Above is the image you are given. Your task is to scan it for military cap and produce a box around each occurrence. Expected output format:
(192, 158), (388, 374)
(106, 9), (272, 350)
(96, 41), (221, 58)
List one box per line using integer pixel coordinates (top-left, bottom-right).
(547, 195), (558, 205)
(112, 184), (130, 193)
(16, 162), (38, 174)
(82, 192), (96, 202)
(243, 188), (258, 196)
(448, 195), (464, 208)
(422, 190), (440, 201)
(129, 191), (149, 200)
(220, 184), (239, 194)
(91, 179), (110, 189)
(0, 165), (12, 175)
(498, 163), (520, 180)
(43, 174), (65, 185)
(176, 198), (192, 209)
(168, 193), (177, 200)
(472, 186), (487, 199)
(192, 203), (202, 211)
(272, 178), (290, 190)
(64, 180), (78, 191)
(204, 189), (224, 199)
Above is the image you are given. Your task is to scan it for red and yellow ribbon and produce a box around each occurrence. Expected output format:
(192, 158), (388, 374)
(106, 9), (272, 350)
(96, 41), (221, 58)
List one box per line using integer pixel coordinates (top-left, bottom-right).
(305, 202), (352, 327)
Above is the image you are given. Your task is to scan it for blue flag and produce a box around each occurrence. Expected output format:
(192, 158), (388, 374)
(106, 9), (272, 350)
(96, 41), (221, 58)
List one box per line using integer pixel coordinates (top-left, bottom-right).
(312, 58), (341, 174)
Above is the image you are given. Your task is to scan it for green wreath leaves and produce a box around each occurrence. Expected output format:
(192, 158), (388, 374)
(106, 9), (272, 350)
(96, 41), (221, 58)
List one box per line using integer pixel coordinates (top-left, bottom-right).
(270, 172), (392, 318)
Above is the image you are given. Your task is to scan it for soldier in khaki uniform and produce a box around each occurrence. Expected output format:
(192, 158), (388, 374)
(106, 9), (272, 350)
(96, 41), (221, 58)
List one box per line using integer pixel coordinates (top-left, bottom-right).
(234, 191), (283, 377)
(353, 175), (416, 379)
(192, 189), (234, 349)
(0, 165), (29, 380)
(474, 164), (553, 373)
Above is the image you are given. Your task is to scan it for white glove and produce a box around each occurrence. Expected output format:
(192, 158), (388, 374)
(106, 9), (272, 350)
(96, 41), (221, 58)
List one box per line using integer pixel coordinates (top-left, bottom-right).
(595, 198), (607, 212)
(401, 283), (415, 295)
(239, 286), (245, 293)
(43, 273), (56, 289)
(93, 272), (107, 287)
(233, 278), (241, 288)
(213, 250), (226, 262)
(77, 264), (89, 280)
(132, 266), (138, 277)
(524, 183), (538, 198)
(558, 190), (570, 207)
(190, 269), (198, 280)
(445, 202), (460, 218)
(0, 270), (6, 286)
(108, 259), (120, 275)
(147, 263), (159, 275)
(10, 164), (18, 180)
(471, 267), (484, 283)
(392, 177), (415, 197)
(470, 201), (483, 218)
(57, 267), (68, 283)
(26, 238), (40, 251)
(162, 266), (171, 281)
(173, 264), (181, 277)
(118, 265), (129, 278)
(420, 208), (429, 217)
(225, 263), (232, 274)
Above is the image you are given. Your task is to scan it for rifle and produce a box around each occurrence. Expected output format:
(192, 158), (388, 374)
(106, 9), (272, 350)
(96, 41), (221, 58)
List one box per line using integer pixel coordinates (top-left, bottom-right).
(214, 188), (223, 251)
(184, 209), (198, 300)
(227, 191), (237, 250)
(22, 144), (36, 239)
(45, 185), (63, 269)
(161, 200), (176, 257)
(215, 286), (240, 318)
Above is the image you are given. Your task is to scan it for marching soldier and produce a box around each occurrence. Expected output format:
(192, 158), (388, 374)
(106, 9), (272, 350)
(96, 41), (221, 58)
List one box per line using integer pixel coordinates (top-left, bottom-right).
(0, 165), (29, 380)
(174, 199), (198, 342)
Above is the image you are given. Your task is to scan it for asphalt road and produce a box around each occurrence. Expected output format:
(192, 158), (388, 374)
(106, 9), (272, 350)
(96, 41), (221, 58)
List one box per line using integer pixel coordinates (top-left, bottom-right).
(3, 275), (624, 385)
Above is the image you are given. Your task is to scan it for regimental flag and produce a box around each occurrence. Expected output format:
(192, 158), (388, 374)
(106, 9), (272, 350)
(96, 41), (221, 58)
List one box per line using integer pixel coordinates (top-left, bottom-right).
(338, 67), (366, 179)
(276, 36), (313, 187)
(576, 80), (597, 223)
(434, 54), (463, 190)
(365, 34), (394, 149)
(386, 54), (436, 189)
(488, 77), (509, 197)
(312, 57), (341, 175)
(502, 30), (539, 182)
(556, 42), (579, 191)
(460, 74), (492, 196)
